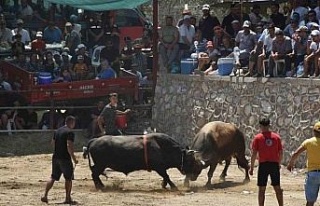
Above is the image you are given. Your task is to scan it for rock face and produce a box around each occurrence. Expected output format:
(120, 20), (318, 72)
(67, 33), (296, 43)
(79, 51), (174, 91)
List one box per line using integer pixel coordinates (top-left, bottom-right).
(153, 74), (320, 168)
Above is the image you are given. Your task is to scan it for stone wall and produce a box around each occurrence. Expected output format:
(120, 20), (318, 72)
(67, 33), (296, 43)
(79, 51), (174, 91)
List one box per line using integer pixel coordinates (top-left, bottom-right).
(152, 73), (320, 167)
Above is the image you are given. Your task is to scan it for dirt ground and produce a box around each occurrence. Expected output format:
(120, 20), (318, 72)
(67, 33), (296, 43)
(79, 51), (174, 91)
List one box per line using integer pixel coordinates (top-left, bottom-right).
(0, 153), (314, 206)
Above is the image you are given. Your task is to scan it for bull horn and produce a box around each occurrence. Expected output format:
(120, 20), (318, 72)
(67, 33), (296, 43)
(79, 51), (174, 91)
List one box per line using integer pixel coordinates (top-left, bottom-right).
(200, 160), (206, 166)
(187, 150), (200, 154)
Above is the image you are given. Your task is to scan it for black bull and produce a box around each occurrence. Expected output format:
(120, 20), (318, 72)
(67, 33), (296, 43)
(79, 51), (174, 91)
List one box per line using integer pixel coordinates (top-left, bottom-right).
(83, 133), (197, 190)
(184, 121), (250, 187)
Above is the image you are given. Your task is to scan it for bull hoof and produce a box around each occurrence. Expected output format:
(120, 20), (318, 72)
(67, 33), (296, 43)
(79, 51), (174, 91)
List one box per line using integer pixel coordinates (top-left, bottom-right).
(170, 186), (178, 191)
(219, 175), (226, 182)
(161, 180), (167, 189)
(183, 181), (190, 188)
(243, 178), (250, 183)
(205, 182), (212, 189)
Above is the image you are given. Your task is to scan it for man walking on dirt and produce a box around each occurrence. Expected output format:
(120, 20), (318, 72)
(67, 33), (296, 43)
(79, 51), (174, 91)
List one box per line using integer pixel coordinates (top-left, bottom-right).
(41, 115), (78, 204)
(287, 122), (320, 206)
(249, 117), (284, 206)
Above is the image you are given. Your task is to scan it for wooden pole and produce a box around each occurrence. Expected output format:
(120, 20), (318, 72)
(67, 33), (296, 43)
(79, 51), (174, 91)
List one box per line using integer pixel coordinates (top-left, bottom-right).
(152, 0), (159, 98)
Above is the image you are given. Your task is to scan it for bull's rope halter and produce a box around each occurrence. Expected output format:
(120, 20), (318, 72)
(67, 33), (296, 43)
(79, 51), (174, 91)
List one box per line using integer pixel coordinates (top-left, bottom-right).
(143, 135), (151, 172)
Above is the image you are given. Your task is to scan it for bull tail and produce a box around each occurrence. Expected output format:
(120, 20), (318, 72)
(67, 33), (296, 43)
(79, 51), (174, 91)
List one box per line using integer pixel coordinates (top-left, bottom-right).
(82, 139), (95, 170)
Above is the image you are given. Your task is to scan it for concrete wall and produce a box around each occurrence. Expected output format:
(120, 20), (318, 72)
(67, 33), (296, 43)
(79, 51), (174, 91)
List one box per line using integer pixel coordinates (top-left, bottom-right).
(153, 73), (320, 167)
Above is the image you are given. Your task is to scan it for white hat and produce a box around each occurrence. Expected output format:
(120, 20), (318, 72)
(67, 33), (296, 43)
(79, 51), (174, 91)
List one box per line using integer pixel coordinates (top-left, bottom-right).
(242, 20), (251, 28)
(311, 30), (320, 36)
(36, 31), (42, 37)
(202, 4), (210, 10)
(77, 44), (86, 49)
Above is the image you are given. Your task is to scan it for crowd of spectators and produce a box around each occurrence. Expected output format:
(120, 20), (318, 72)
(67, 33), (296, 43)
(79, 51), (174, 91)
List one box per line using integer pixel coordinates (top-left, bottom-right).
(160, 0), (320, 78)
(0, 0), (153, 133)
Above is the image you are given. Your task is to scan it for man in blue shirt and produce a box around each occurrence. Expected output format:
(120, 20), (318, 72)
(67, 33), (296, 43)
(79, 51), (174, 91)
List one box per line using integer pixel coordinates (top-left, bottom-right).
(96, 58), (116, 79)
(43, 21), (63, 44)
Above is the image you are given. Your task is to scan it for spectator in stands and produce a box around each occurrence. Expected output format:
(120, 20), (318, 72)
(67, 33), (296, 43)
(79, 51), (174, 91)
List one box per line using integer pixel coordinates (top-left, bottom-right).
(53, 51), (62, 69)
(18, 0), (33, 22)
(129, 62), (143, 84)
(110, 24), (121, 55)
(230, 20), (241, 39)
(11, 34), (25, 58)
(42, 51), (56, 77)
(300, 30), (320, 78)
(12, 18), (31, 45)
(270, 3), (286, 30)
(132, 43), (148, 76)
(15, 53), (28, 70)
(88, 100), (105, 138)
(267, 30), (292, 77)
(212, 25), (227, 53)
(198, 4), (220, 41)
(72, 55), (88, 81)
(235, 20), (257, 68)
(121, 37), (134, 70)
(43, 21), (63, 44)
(86, 12), (104, 49)
(289, 26), (308, 76)
(0, 20), (13, 47)
(60, 52), (72, 71)
(15, 104), (38, 130)
(249, 5), (262, 26)
(31, 31), (46, 54)
(65, 22), (81, 56)
(0, 73), (12, 91)
(284, 14), (300, 38)
(53, 68), (72, 83)
(289, 0), (308, 22)
(27, 53), (42, 72)
(96, 58), (116, 79)
(178, 15), (196, 58)
(314, 0), (320, 20)
(254, 23), (276, 77)
(222, 3), (250, 38)
(158, 15), (179, 71)
(177, 9), (192, 27)
(70, 44), (91, 67)
(38, 109), (64, 129)
(301, 10), (319, 27)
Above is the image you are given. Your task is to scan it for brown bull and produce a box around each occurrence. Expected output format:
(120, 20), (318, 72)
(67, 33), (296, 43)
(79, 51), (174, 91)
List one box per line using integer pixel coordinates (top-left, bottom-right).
(184, 121), (250, 187)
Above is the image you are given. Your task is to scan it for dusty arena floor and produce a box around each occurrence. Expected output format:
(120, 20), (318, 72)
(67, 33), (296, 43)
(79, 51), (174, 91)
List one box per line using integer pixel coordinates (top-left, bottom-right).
(0, 153), (311, 206)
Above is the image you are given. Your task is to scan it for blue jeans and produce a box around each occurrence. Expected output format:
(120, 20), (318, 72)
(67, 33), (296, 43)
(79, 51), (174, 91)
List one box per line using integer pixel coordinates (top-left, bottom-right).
(305, 171), (320, 202)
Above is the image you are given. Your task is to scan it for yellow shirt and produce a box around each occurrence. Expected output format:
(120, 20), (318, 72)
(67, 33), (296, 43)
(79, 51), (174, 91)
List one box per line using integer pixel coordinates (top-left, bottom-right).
(302, 137), (320, 171)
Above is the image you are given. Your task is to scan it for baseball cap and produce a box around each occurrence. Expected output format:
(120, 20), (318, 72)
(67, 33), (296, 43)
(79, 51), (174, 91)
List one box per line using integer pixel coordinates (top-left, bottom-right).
(65, 22), (72, 27)
(259, 117), (270, 126)
(77, 55), (84, 60)
(231, 20), (240, 24)
(311, 30), (320, 36)
(202, 4), (210, 10)
(242, 20), (251, 28)
(313, 122), (320, 132)
(182, 9), (191, 15)
(16, 19), (24, 25)
(61, 52), (68, 56)
(36, 31), (43, 37)
(77, 44), (86, 49)
(296, 25), (308, 32)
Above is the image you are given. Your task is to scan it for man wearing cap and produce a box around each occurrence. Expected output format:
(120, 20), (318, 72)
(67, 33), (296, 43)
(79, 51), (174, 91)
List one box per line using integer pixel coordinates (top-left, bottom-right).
(250, 117), (284, 206)
(159, 15), (179, 71)
(178, 15), (196, 57)
(97, 93), (130, 136)
(177, 9), (192, 27)
(235, 20), (257, 68)
(249, 5), (262, 26)
(31, 31), (46, 53)
(12, 19), (30, 45)
(289, 25), (308, 76)
(43, 21), (63, 44)
(198, 4), (220, 41)
(287, 122), (320, 206)
(132, 43), (148, 76)
(300, 29), (320, 78)
(65, 22), (81, 56)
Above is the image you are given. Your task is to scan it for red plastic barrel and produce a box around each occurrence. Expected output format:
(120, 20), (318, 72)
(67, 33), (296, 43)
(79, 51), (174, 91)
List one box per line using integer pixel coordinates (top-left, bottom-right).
(116, 114), (127, 129)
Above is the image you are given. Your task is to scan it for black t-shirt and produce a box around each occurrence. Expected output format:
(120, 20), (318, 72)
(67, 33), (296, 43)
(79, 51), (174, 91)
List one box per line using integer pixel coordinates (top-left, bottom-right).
(53, 125), (75, 160)
(198, 15), (220, 41)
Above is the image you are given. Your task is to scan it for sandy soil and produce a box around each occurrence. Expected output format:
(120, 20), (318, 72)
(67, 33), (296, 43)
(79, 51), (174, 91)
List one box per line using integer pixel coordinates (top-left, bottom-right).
(0, 153), (312, 206)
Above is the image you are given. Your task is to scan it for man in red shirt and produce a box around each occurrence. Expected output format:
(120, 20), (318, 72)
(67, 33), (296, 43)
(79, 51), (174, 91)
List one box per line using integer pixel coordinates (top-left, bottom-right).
(249, 117), (283, 206)
(31, 31), (46, 54)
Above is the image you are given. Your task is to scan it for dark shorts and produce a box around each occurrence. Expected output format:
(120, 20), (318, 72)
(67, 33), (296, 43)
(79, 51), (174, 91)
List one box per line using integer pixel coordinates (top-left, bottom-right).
(51, 158), (74, 181)
(257, 162), (280, 187)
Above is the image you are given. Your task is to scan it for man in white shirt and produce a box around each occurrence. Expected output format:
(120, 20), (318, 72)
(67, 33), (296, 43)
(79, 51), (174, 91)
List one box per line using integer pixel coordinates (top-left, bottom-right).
(178, 15), (195, 58)
(12, 19), (31, 45)
(290, 0), (308, 22)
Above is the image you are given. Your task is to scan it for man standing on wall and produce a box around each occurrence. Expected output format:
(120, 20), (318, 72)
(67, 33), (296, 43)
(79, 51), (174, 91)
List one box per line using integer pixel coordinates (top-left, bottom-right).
(287, 122), (320, 206)
(41, 115), (78, 204)
(249, 117), (284, 206)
